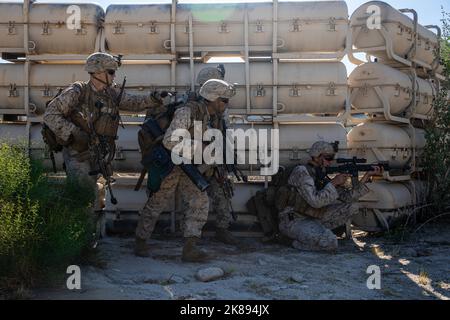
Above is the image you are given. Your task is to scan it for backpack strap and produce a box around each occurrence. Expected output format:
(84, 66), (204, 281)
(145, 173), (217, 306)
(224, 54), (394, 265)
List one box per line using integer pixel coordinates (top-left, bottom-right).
(71, 81), (90, 110)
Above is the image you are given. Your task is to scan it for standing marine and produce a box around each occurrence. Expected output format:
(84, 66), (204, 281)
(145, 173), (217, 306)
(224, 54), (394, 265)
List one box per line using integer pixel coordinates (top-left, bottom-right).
(134, 79), (236, 262)
(196, 66), (239, 246)
(43, 52), (164, 239)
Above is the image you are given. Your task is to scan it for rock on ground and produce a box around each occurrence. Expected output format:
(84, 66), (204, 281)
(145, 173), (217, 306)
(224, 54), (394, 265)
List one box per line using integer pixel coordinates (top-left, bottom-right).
(196, 268), (225, 282)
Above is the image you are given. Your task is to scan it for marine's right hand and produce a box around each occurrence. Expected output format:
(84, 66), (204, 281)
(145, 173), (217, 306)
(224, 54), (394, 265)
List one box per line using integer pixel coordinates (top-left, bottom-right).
(331, 173), (351, 187)
(70, 127), (90, 153)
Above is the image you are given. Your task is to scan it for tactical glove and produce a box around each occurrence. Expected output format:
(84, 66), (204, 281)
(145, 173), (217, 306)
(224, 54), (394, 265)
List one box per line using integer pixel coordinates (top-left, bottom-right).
(71, 127), (90, 153)
(151, 90), (172, 102)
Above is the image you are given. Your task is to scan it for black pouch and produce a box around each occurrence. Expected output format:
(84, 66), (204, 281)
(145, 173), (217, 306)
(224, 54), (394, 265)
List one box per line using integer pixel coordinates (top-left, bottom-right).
(41, 124), (63, 152)
(143, 145), (175, 193)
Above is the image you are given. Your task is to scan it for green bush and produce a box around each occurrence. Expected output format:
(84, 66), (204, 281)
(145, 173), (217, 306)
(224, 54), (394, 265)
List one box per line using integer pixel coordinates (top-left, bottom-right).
(422, 9), (450, 215)
(0, 143), (95, 294)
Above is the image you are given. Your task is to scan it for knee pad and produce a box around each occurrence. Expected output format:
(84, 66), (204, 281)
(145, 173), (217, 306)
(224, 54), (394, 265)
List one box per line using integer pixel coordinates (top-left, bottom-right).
(318, 233), (338, 251)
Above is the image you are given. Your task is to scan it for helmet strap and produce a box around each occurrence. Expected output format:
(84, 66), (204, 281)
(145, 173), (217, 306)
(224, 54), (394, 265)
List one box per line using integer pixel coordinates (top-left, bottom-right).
(309, 158), (321, 168)
(91, 73), (111, 87)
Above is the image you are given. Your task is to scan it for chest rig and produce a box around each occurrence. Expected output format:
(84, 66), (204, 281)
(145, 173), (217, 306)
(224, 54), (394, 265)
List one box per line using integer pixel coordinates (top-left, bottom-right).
(69, 82), (121, 166)
(275, 164), (331, 218)
(187, 99), (212, 138)
(71, 82), (120, 140)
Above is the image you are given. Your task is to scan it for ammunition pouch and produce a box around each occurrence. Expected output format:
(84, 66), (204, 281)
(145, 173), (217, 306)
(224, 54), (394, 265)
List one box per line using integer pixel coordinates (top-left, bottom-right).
(70, 111), (91, 134)
(94, 113), (119, 138)
(276, 185), (326, 220)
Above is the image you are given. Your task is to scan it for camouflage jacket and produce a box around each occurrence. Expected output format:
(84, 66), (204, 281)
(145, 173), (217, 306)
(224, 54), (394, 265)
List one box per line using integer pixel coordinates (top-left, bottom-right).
(163, 99), (229, 175)
(44, 81), (162, 143)
(287, 164), (370, 219)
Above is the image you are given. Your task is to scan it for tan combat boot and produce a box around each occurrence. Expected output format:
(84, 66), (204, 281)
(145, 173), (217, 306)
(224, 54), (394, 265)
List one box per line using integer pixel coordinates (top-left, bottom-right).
(182, 237), (209, 262)
(134, 237), (150, 257)
(215, 228), (238, 245)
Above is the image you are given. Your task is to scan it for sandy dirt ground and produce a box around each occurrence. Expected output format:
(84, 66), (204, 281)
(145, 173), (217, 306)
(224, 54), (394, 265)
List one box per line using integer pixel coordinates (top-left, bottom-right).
(33, 222), (450, 300)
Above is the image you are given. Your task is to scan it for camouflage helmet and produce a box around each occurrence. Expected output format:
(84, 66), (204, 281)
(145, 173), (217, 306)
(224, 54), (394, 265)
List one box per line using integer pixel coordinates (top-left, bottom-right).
(309, 141), (337, 158)
(199, 79), (236, 102)
(196, 65), (225, 86)
(85, 52), (119, 73)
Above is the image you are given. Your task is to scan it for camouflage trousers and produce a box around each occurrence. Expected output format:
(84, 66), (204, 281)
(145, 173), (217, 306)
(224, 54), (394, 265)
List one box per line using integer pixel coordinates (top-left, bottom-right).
(278, 202), (359, 252)
(136, 166), (209, 240)
(207, 177), (232, 230)
(63, 147), (106, 212)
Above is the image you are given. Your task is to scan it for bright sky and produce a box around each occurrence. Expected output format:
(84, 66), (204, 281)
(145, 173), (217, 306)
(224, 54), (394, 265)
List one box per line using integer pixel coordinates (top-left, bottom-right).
(0, 0), (447, 74)
(1, 0), (444, 26)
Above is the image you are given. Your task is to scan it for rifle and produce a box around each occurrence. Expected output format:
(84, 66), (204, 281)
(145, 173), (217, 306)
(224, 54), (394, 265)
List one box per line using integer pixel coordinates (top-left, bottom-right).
(86, 76), (128, 205)
(208, 118), (248, 221)
(138, 117), (210, 192)
(86, 107), (118, 205)
(222, 118), (248, 183)
(324, 157), (389, 186)
(214, 165), (238, 221)
(116, 76), (127, 129)
(87, 117), (118, 205)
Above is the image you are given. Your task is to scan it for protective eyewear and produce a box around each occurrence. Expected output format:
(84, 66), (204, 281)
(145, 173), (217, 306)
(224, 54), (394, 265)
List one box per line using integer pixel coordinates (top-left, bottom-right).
(107, 69), (116, 75)
(323, 155), (335, 161)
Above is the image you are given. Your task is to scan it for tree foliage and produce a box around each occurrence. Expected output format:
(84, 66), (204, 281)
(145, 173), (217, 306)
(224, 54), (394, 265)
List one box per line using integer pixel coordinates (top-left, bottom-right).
(422, 8), (450, 214)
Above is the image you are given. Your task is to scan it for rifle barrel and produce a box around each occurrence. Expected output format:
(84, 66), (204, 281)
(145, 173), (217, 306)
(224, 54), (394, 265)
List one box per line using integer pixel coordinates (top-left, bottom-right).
(326, 163), (389, 175)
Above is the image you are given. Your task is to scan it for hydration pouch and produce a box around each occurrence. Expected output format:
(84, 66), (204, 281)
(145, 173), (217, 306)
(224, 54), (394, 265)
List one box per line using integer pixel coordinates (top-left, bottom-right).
(41, 124), (64, 152)
(143, 145), (175, 193)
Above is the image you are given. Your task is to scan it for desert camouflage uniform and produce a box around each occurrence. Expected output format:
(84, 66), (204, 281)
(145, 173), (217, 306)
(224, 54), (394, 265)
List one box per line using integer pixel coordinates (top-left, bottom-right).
(44, 81), (162, 212)
(136, 101), (210, 239)
(136, 79), (235, 241)
(278, 165), (370, 252)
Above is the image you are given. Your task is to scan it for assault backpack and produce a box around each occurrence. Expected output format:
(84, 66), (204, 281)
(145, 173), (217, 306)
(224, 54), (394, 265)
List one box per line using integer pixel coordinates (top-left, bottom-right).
(41, 89), (64, 152)
(41, 82), (89, 172)
(135, 99), (186, 192)
(246, 164), (324, 244)
(246, 166), (296, 244)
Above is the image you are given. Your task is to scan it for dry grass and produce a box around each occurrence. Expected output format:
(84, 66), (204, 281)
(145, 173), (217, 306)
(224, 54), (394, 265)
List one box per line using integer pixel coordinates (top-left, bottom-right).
(371, 246), (385, 257)
(418, 269), (430, 286)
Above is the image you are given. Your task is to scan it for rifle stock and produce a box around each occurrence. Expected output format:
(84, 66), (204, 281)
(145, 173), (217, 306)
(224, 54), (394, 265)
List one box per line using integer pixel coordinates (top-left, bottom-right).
(141, 117), (210, 192)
